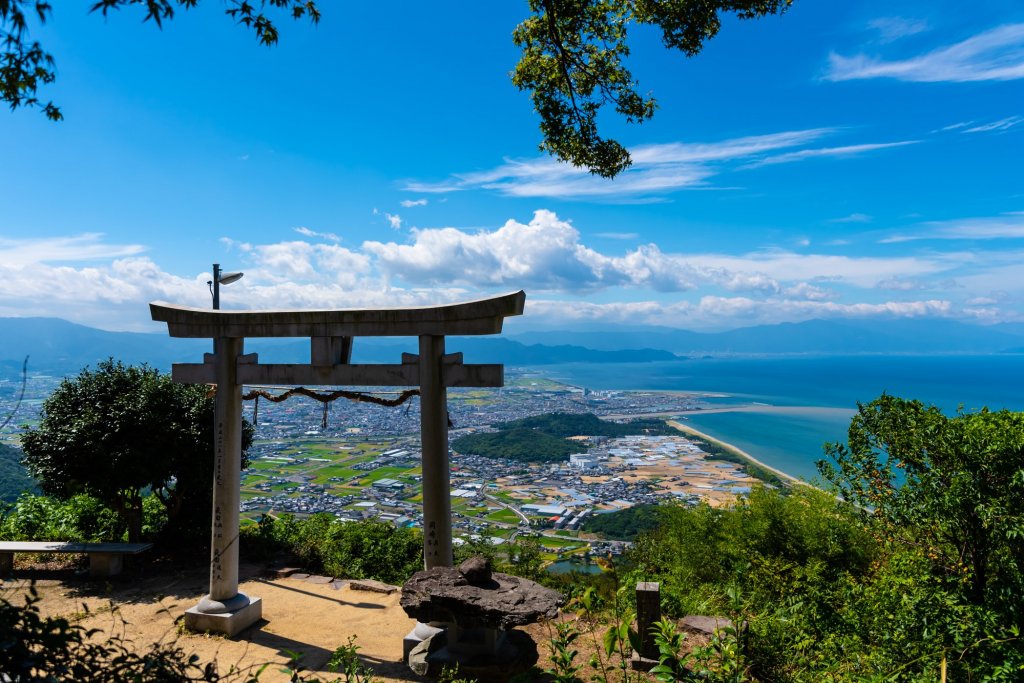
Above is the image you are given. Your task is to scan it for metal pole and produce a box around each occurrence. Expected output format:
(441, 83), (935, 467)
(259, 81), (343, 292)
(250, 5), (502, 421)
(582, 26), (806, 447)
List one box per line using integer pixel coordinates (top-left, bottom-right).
(419, 334), (452, 568)
(212, 263), (221, 310)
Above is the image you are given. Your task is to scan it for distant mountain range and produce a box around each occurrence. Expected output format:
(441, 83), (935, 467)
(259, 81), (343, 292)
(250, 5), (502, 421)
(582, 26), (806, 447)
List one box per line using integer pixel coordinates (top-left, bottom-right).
(1, 316), (1022, 377)
(0, 317), (676, 375)
(508, 318), (1024, 355)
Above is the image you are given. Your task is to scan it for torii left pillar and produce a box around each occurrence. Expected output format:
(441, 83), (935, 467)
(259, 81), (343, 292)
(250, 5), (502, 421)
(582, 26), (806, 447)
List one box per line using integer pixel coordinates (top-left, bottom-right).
(184, 336), (262, 635)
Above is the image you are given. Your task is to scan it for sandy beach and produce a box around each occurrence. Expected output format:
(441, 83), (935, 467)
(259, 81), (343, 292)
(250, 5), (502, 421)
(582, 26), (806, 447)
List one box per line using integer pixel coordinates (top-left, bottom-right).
(666, 419), (804, 487)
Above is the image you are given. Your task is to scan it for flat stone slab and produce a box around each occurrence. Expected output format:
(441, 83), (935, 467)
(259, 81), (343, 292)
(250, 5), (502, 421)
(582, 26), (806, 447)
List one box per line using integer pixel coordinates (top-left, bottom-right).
(305, 575), (334, 584)
(401, 562), (562, 630)
(681, 615), (736, 635)
(184, 596), (263, 637)
(289, 573), (311, 581)
(350, 579), (399, 594)
(330, 580), (349, 591)
(269, 566), (302, 579)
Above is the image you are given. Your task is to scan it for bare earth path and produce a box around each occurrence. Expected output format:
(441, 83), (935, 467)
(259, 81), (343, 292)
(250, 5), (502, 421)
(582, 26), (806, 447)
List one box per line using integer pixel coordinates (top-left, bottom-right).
(3, 560), (427, 682)
(5, 558), (678, 682)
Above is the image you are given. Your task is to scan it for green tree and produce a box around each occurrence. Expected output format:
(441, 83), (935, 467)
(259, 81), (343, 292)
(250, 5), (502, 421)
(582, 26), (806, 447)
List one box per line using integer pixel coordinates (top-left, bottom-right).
(818, 395), (1024, 678)
(19, 359), (251, 543)
(3, 0), (793, 177)
(0, 443), (37, 503)
(819, 395), (1024, 614)
(513, 0), (793, 177)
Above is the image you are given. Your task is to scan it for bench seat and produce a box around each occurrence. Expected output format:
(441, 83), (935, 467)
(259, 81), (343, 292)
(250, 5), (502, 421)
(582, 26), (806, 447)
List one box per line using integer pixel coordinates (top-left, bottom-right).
(0, 541), (154, 577)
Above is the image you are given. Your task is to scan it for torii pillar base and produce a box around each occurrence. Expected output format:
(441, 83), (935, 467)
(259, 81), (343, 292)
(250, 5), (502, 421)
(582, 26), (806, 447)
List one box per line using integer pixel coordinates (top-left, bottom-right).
(184, 595), (262, 637)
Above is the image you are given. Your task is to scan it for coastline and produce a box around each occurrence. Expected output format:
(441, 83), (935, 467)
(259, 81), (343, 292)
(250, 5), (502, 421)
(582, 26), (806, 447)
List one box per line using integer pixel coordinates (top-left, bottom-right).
(666, 419), (804, 487)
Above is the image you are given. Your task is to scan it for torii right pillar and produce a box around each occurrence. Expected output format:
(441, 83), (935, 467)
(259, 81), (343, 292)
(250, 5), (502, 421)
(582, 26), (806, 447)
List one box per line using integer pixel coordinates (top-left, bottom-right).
(419, 334), (452, 568)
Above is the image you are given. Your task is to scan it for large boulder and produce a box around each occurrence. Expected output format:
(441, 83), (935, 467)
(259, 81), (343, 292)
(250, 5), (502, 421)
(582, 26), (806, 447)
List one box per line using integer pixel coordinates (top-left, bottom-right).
(400, 556), (562, 630)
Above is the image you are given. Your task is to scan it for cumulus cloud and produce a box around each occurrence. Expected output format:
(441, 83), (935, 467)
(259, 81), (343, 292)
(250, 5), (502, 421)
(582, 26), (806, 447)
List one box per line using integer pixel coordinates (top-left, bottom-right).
(4, 211), (1014, 331)
(385, 213), (403, 230)
(825, 23), (1024, 83)
(360, 210), (959, 296)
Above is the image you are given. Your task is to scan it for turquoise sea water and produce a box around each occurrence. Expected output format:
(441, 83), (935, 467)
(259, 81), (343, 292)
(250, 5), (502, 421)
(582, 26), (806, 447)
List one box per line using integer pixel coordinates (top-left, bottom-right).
(542, 355), (1024, 482)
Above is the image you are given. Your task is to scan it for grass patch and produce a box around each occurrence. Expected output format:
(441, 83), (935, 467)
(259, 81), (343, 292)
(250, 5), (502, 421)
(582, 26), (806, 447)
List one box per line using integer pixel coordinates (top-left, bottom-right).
(486, 509), (521, 524)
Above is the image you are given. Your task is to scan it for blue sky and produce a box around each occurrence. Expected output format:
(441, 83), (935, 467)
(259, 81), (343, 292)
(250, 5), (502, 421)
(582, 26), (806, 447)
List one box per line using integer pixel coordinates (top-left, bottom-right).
(1, 1), (1022, 332)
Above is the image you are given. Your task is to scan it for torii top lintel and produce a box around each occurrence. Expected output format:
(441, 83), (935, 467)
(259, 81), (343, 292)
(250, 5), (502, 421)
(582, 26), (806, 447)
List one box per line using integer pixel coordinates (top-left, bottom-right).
(149, 291), (526, 339)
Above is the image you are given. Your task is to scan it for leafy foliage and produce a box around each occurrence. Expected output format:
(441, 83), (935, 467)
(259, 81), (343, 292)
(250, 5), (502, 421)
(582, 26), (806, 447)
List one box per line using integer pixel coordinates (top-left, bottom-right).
(453, 411), (676, 462)
(513, 0), (794, 176)
(452, 426), (587, 463)
(0, 442), (37, 502)
(498, 411), (676, 437)
(243, 514), (423, 585)
(0, 585), (219, 681)
(617, 396), (1024, 681)
(820, 395), (1024, 614)
(581, 503), (661, 540)
(0, 0), (319, 120)
(19, 359), (252, 543)
(0, 493), (166, 543)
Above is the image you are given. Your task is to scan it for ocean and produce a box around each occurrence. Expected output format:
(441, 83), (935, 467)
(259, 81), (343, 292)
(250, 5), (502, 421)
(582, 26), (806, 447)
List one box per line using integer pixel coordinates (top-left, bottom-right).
(541, 354), (1024, 482)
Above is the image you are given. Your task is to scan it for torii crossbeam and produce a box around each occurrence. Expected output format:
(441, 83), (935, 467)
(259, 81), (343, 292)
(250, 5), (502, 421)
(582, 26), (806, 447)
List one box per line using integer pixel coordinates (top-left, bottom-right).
(150, 291), (525, 635)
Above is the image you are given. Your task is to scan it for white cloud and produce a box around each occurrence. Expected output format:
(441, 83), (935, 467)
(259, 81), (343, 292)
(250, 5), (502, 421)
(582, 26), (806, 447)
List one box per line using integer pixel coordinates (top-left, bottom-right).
(783, 283), (837, 301)
(4, 212), (1017, 331)
(868, 17), (930, 43)
(746, 141), (919, 168)
(936, 121), (974, 132)
(361, 210), (956, 295)
(825, 23), (1024, 83)
(881, 214), (1024, 242)
(525, 296), (955, 330)
(406, 129), (871, 200)
(691, 249), (950, 289)
(363, 210), (613, 291)
(0, 233), (145, 266)
(294, 226), (341, 242)
(829, 213), (873, 223)
(400, 199), (428, 208)
(963, 116), (1024, 133)
(385, 213), (403, 230)
(596, 232), (639, 240)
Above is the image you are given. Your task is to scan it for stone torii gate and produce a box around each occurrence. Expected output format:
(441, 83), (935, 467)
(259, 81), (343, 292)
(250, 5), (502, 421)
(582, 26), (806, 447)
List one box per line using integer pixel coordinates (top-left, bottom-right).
(150, 291), (525, 636)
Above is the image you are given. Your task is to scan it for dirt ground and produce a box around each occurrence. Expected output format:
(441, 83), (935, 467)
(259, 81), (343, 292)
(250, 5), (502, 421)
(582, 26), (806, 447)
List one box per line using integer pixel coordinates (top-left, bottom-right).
(3, 556), (433, 682)
(3, 555), (628, 683)
(3, 555), (692, 682)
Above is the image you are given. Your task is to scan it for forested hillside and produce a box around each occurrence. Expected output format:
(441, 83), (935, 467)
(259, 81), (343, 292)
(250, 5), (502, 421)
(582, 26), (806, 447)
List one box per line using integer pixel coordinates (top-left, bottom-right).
(451, 427), (586, 463)
(497, 411), (676, 437)
(452, 412), (675, 462)
(581, 503), (661, 540)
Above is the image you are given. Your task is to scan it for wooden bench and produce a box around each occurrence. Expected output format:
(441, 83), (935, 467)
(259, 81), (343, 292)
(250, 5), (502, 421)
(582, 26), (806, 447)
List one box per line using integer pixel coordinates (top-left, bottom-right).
(0, 541), (154, 577)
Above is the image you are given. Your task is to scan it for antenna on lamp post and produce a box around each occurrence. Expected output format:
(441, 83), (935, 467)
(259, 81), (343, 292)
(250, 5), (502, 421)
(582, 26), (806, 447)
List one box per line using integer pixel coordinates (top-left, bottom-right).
(208, 263), (244, 310)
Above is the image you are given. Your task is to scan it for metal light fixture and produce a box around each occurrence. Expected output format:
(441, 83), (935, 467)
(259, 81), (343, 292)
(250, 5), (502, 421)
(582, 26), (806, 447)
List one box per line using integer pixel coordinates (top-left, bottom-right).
(208, 263), (244, 310)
